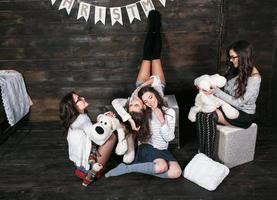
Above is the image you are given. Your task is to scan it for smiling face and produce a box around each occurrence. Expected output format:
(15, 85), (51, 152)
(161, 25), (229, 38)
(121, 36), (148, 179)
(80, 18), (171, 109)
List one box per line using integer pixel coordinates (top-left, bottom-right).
(229, 49), (239, 68)
(141, 91), (158, 110)
(72, 93), (88, 113)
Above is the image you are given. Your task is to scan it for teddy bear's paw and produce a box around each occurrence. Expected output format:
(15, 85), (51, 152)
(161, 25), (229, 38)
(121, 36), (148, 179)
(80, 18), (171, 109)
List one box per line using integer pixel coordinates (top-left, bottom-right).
(123, 151), (135, 163)
(188, 112), (196, 122)
(115, 140), (128, 155)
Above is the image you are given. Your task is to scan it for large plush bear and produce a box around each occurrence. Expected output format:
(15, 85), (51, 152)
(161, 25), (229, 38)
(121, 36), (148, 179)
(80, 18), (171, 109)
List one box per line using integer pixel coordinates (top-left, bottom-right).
(91, 114), (135, 164)
(82, 114), (135, 186)
(188, 74), (239, 122)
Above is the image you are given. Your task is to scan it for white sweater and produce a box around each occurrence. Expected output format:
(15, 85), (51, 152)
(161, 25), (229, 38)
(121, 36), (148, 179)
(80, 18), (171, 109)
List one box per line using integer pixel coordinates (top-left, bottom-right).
(67, 114), (94, 170)
(147, 107), (176, 150)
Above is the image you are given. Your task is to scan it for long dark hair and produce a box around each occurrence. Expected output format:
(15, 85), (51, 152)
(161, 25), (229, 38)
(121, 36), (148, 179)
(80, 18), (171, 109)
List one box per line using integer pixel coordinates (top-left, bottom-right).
(59, 91), (80, 133)
(225, 40), (254, 98)
(138, 86), (168, 116)
(123, 110), (152, 143)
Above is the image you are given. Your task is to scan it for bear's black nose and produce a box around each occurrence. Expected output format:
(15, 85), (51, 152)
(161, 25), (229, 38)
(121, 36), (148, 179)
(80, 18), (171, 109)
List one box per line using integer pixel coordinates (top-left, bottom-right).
(95, 126), (104, 135)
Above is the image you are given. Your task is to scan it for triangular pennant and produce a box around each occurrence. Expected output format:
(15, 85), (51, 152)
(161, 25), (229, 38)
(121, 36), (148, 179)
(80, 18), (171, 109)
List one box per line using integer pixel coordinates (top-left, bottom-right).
(110, 7), (123, 26)
(77, 2), (90, 22)
(140, 0), (155, 17)
(126, 3), (141, 23)
(159, 0), (166, 7)
(50, 0), (56, 5)
(95, 6), (106, 25)
(59, 0), (75, 15)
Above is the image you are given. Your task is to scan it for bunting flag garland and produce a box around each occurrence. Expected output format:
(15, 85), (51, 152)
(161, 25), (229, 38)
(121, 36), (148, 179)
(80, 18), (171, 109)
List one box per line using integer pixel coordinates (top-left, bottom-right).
(95, 6), (106, 25)
(159, 0), (166, 7)
(110, 7), (123, 26)
(51, 0), (56, 5)
(140, 0), (155, 17)
(59, 0), (75, 15)
(77, 2), (90, 21)
(50, 0), (168, 26)
(126, 4), (141, 23)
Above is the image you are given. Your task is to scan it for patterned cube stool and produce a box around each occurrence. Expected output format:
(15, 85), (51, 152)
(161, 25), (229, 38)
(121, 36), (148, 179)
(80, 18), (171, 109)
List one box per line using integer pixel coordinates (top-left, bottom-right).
(215, 123), (257, 168)
(164, 95), (180, 149)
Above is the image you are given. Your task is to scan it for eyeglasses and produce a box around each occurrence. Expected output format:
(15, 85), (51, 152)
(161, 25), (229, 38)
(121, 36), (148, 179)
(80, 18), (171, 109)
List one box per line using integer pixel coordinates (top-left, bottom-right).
(75, 96), (85, 105)
(229, 56), (238, 60)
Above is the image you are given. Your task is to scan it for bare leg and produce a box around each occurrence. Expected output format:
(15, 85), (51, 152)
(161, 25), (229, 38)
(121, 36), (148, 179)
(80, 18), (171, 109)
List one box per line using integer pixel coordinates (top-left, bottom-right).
(97, 133), (117, 166)
(151, 59), (165, 83)
(153, 158), (168, 173)
(166, 161), (182, 179)
(216, 109), (231, 125)
(136, 60), (151, 83)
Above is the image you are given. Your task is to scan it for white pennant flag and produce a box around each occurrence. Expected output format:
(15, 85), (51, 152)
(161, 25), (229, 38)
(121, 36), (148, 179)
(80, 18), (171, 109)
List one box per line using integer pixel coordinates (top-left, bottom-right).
(77, 2), (90, 22)
(126, 3), (141, 23)
(159, 0), (166, 7)
(140, 0), (155, 17)
(50, 0), (56, 5)
(95, 6), (106, 25)
(110, 7), (123, 26)
(59, 0), (75, 15)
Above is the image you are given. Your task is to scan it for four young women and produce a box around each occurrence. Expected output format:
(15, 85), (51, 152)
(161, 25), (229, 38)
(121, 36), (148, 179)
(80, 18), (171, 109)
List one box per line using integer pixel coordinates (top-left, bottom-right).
(59, 10), (261, 184)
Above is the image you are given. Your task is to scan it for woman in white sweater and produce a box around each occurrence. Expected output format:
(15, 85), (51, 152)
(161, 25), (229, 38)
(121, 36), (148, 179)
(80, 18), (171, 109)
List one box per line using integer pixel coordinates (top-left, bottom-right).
(59, 91), (116, 185)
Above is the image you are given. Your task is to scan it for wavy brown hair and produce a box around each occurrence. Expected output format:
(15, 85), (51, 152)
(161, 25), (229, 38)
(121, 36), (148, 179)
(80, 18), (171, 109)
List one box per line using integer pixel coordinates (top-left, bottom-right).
(225, 40), (255, 98)
(137, 86), (168, 115)
(123, 110), (152, 143)
(59, 91), (87, 134)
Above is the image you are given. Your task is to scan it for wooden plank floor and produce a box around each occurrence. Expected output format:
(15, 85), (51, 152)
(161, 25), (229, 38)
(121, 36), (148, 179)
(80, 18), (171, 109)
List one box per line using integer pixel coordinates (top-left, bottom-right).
(0, 122), (276, 200)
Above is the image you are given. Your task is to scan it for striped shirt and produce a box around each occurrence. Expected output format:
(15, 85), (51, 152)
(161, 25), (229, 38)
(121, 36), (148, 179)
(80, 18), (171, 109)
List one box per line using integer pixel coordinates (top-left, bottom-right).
(112, 75), (175, 150)
(214, 75), (261, 114)
(146, 107), (176, 150)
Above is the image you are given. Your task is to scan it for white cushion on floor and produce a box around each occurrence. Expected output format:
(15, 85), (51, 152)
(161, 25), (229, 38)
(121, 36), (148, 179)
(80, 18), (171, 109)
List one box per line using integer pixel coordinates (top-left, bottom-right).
(183, 153), (229, 191)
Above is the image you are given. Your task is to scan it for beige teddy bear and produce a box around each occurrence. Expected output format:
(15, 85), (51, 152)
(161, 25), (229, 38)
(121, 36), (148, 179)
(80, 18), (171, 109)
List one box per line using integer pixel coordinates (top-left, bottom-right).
(188, 74), (239, 122)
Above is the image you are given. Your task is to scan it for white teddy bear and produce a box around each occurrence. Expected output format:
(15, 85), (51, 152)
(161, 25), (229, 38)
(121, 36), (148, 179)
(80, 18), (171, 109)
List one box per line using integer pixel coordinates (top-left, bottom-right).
(82, 114), (135, 186)
(90, 114), (135, 164)
(188, 74), (239, 122)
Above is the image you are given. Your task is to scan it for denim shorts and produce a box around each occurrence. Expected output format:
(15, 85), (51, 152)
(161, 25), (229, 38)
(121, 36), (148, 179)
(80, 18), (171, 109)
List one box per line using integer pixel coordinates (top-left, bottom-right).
(132, 144), (176, 164)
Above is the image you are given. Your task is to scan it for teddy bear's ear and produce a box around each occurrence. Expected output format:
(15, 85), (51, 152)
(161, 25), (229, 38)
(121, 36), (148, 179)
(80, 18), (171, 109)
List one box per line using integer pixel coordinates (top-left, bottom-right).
(111, 117), (120, 131)
(210, 74), (226, 88)
(194, 74), (209, 86)
(97, 114), (105, 122)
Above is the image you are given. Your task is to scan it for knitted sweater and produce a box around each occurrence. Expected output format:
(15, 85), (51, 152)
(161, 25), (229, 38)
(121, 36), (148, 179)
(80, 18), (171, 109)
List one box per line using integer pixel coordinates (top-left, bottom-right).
(214, 75), (261, 114)
(67, 114), (94, 170)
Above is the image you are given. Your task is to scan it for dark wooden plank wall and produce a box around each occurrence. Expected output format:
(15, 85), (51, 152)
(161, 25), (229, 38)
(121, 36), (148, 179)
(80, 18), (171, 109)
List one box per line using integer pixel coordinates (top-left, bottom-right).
(0, 0), (276, 128)
(0, 0), (221, 125)
(273, 13), (277, 126)
(221, 0), (277, 127)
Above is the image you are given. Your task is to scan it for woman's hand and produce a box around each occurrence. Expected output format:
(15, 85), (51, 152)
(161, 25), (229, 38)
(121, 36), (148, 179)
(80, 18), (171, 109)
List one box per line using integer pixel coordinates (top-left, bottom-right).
(153, 107), (165, 125)
(104, 111), (116, 118)
(128, 118), (140, 131)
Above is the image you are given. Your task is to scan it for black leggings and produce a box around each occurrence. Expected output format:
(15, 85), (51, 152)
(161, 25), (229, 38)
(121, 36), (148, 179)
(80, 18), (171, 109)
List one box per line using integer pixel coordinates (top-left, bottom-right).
(196, 112), (218, 159)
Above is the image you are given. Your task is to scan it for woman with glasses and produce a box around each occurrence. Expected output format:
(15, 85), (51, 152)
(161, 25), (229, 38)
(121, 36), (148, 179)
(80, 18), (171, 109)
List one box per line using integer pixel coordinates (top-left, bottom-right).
(59, 91), (116, 186)
(196, 40), (261, 158)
